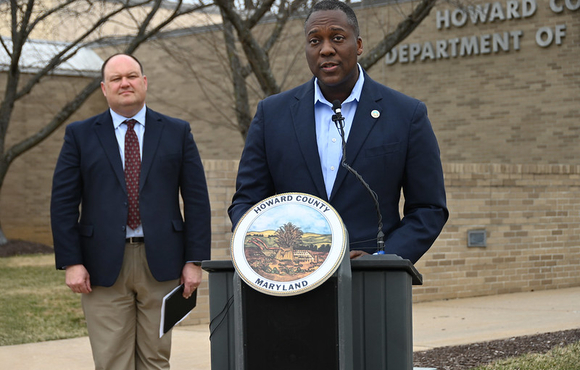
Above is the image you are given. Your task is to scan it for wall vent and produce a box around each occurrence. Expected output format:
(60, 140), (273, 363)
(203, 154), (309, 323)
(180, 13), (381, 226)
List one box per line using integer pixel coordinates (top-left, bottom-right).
(468, 229), (487, 247)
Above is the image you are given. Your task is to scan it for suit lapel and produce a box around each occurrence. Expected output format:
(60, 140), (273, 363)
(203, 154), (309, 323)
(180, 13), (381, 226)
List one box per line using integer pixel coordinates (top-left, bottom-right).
(140, 108), (163, 191)
(291, 80), (328, 200)
(93, 111), (126, 193)
(330, 75), (383, 200)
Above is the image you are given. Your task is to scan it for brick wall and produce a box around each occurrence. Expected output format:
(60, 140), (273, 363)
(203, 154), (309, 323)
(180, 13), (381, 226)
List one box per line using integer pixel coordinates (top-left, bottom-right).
(82, 0), (579, 165)
(365, 0), (580, 165)
(4, 150), (580, 323)
(0, 74), (107, 244)
(413, 163), (580, 302)
(182, 160), (580, 323)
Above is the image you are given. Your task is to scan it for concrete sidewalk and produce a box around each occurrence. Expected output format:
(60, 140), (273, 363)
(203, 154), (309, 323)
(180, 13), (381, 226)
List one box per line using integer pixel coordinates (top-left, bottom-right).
(1, 287), (579, 369)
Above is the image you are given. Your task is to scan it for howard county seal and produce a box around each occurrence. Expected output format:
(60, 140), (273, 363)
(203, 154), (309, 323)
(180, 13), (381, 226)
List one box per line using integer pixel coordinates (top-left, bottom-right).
(231, 193), (347, 296)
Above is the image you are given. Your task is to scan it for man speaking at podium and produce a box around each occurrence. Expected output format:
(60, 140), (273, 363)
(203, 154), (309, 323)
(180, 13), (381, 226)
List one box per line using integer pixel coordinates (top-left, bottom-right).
(229, 0), (448, 264)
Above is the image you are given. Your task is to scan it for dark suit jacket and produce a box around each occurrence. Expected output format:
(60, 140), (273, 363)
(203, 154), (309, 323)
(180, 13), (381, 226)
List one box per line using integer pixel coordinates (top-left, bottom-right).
(229, 72), (448, 263)
(51, 108), (211, 287)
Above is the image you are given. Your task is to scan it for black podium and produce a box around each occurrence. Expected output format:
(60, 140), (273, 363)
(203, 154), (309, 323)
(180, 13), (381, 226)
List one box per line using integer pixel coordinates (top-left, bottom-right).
(203, 254), (422, 370)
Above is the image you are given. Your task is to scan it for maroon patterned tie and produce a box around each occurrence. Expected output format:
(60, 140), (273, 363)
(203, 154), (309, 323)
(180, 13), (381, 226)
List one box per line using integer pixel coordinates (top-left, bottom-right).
(124, 119), (141, 230)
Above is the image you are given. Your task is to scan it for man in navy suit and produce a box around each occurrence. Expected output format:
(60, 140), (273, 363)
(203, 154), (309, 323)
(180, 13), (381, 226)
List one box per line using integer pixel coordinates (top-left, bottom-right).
(51, 53), (211, 369)
(229, 0), (448, 264)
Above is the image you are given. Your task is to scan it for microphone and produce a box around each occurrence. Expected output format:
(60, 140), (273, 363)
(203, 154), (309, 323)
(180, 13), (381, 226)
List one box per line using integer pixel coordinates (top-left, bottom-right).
(332, 100), (344, 124)
(331, 100), (346, 145)
(330, 100), (385, 254)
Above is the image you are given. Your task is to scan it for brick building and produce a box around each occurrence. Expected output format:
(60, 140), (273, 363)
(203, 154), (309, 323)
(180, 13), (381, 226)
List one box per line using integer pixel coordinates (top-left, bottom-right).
(1, 0), (579, 323)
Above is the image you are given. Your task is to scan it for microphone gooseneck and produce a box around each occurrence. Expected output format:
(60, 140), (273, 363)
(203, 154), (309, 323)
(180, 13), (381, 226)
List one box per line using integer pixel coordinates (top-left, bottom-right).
(330, 100), (385, 254)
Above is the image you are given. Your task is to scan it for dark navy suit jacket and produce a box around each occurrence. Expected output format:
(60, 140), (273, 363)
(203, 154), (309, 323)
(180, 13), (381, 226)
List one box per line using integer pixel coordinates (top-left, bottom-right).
(229, 72), (448, 263)
(51, 108), (211, 287)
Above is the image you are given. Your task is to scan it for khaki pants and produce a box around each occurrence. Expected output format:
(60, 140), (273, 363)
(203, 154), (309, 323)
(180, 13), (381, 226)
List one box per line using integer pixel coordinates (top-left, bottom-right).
(82, 242), (179, 370)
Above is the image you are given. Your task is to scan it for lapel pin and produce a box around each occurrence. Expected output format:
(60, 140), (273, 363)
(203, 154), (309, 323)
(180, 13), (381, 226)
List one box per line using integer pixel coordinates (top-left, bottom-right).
(371, 110), (380, 119)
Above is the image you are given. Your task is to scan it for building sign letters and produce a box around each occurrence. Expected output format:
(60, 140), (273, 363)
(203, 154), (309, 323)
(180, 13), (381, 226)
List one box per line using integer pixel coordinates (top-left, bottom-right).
(385, 0), (579, 65)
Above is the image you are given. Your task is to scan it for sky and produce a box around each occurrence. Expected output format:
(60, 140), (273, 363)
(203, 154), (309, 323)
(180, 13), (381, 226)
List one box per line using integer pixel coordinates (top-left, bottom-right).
(248, 203), (332, 235)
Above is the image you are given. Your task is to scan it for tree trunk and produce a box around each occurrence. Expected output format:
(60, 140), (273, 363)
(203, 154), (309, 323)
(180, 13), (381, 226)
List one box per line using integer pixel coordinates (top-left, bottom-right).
(0, 159), (10, 246)
(220, 4), (253, 140)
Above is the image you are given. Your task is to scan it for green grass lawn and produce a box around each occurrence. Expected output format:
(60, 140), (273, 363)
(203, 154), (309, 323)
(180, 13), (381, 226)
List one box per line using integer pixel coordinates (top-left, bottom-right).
(0, 254), (87, 345)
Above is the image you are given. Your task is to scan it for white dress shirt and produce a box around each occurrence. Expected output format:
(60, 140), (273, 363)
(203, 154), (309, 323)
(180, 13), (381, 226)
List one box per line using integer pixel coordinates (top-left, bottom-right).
(111, 106), (146, 238)
(314, 64), (365, 198)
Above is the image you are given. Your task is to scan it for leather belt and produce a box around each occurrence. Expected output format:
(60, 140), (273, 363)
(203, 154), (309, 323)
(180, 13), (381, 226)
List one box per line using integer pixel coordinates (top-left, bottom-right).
(126, 237), (145, 244)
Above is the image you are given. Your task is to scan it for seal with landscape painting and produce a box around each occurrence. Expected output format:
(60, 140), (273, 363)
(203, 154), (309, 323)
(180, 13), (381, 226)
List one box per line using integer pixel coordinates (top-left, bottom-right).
(231, 193), (347, 296)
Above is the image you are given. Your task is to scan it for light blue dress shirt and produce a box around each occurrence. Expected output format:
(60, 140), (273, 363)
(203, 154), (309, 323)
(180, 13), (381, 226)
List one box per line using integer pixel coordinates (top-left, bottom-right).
(111, 105), (146, 237)
(314, 64), (365, 198)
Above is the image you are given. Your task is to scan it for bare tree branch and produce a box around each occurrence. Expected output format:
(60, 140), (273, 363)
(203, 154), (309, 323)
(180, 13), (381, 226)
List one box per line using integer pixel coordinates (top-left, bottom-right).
(167, 0), (437, 143)
(6, 77), (102, 164)
(0, 0), (215, 244)
(15, 1), (156, 101)
(6, 0), (212, 164)
(26, 0), (78, 34)
(214, 0), (280, 96)
(155, 28), (241, 131)
(245, 0), (277, 28)
(262, 0), (308, 53)
(359, 0), (438, 69)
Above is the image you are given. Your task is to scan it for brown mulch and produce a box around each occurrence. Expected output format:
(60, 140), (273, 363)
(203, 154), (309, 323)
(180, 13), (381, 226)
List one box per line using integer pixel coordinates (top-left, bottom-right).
(2, 240), (579, 369)
(0, 239), (54, 257)
(413, 328), (580, 370)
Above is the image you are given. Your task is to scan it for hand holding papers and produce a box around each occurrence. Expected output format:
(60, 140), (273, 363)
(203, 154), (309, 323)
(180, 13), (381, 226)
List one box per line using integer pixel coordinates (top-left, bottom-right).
(159, 284), (197, 338)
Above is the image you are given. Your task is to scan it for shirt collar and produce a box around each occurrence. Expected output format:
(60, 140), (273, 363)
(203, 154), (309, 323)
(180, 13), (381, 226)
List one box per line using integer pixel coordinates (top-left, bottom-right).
(111, 105), (147, 129)
(314, 64), (365, 107)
